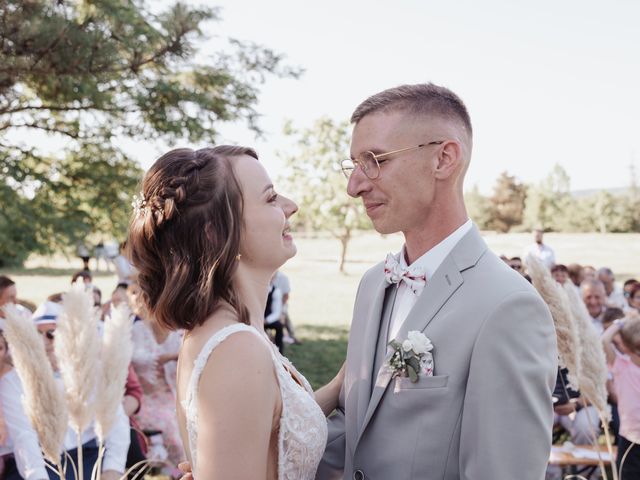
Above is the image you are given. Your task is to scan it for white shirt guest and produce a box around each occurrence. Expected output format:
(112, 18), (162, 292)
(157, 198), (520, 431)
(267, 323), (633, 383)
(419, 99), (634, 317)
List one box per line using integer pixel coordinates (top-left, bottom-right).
(524, 229), (556, 270)
(0, 370), (49, 480)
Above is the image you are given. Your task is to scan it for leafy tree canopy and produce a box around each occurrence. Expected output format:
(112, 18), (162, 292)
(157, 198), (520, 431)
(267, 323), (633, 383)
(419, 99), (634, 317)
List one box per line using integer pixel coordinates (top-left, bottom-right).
(0, 0), (299, 266)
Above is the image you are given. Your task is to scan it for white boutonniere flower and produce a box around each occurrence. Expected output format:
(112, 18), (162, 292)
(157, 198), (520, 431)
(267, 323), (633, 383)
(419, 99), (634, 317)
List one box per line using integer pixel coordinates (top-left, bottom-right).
(388, 330), (434, 382)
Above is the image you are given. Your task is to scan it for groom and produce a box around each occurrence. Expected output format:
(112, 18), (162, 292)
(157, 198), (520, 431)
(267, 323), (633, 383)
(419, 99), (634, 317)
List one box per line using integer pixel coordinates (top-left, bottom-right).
(317, 84), (558, 480)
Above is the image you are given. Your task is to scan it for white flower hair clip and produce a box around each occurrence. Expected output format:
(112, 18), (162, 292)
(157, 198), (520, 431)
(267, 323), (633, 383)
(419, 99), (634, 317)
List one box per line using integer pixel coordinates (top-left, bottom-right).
(131, 192), (148, 217)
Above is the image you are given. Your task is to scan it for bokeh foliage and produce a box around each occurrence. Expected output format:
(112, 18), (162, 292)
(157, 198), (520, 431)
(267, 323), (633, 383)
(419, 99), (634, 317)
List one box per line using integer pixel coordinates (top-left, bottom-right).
(0, 0), (298, 266)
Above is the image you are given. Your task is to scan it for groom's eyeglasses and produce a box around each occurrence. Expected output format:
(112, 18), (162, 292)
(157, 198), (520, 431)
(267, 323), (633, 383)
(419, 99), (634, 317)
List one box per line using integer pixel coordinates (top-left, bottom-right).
(340, 141), (445, 180)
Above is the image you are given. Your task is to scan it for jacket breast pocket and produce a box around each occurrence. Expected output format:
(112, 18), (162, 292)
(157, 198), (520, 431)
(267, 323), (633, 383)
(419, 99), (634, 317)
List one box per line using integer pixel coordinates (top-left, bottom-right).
(393, 374), (449, 392)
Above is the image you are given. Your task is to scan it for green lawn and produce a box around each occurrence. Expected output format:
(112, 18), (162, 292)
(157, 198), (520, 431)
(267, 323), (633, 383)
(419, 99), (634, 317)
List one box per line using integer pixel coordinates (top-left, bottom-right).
(285, 325), (349, 390)
(3, 230), (640, 385)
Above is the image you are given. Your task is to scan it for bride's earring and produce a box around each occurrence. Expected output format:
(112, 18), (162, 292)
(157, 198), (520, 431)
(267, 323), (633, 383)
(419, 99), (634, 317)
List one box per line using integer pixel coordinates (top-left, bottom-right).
(236, 253), (242, 261)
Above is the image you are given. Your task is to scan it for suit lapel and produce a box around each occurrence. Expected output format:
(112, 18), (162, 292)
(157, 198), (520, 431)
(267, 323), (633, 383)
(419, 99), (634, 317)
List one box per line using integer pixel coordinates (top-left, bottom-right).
(354, 225), (488, 447)
(354, 275), (389, 436)
(395, 255), (463, 341)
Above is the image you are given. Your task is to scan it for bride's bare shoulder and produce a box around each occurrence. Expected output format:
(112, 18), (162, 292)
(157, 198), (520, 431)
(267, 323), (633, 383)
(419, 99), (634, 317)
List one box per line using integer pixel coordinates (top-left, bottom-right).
(180, 308), (265, 362)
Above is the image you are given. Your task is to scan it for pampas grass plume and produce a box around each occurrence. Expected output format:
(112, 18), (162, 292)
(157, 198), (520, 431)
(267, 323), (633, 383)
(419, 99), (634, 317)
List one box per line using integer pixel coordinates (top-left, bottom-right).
(55, 281), (102, 434)
(95, 304), (133, 443)
(526, 255), (581, 388)
(1, 304), (68, 464)
(562, 282), (610, 419)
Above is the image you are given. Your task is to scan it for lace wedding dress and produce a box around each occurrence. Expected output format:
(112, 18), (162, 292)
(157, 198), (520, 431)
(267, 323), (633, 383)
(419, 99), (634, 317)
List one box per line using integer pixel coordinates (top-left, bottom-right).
(183, 323), (328, 479)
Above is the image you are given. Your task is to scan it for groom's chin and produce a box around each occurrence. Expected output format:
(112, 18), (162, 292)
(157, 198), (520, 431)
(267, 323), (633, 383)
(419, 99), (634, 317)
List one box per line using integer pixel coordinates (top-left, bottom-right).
(371, 221), (398, 236)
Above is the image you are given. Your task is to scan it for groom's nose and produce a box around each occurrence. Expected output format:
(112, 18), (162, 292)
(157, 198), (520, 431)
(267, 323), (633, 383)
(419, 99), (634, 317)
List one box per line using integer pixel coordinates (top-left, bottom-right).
(346, 167), (371, 198)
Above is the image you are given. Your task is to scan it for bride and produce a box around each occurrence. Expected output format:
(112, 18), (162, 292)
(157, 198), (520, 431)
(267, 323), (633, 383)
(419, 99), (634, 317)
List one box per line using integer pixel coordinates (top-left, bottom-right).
(126, 145), (343, 479)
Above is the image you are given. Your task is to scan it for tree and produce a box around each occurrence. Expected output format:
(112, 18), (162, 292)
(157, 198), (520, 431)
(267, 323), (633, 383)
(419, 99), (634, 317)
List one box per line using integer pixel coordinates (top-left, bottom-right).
(464, 185), (492, 230)
(488, 171), (526, 232)
(523, 164), (573, 231)
(0, 0), (298, 266)
(278, 118), (369, 272)
(626, 162), (640, 231)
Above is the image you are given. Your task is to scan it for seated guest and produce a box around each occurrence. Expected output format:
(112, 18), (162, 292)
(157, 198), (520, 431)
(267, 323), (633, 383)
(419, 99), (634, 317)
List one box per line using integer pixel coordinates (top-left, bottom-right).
(127, 282), (183, 476)
(113, 242), (136, 286)
(623, 279), (639, 312)
(509, 257), (532, 282)
(567, 263), (583, 288)
(603, 308), (625, 331)
(123, 365), (147, 478)
(0, 331), (49, 480)
(264, 280), (284, 354)
(581, 279), (607, 333)
(92, 286), (102, 309)
(598, 267), (626, 309)
(602, 316), (640, 477)
(601, 307), (625, 439)
(551, 264), (569, 285)
(508, 256), (524, 274)
(100, 283), (129, 320)
(31, 301), (130, 480)
(71, 270), (92, 287)
(582, 265), (597, 281)
(553, 367), (601, 445)
(272, 271), (301, 345)
(0, 277), (17, 312)
(628, 282), (640, 314)
(0, 277), (30, 326)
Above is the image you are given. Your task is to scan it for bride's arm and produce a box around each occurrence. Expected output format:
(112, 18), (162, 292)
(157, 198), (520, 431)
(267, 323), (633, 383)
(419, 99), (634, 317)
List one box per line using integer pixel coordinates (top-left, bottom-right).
(196, 332), (280, 479)
(314, 362), (345, 416)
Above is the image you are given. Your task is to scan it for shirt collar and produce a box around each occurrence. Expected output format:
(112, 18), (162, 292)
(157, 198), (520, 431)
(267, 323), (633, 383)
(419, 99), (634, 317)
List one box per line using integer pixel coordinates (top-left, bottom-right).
(399, 219), (473, 279)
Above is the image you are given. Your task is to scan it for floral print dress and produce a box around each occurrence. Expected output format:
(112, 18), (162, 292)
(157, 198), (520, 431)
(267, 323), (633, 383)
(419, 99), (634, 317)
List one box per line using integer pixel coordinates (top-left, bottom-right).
(130, 319), (183, 470)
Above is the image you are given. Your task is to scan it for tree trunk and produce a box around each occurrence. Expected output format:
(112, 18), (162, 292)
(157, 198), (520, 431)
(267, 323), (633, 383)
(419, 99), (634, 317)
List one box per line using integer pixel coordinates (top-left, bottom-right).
(338, 232), (350, 273)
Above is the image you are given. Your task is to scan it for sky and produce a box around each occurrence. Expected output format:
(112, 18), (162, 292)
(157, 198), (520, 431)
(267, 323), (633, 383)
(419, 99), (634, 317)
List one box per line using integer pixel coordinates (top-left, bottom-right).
(21, 0), (640, 194)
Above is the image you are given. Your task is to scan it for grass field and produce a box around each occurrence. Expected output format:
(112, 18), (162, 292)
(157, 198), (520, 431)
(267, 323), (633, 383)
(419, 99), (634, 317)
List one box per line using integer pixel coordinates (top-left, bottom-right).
(3, 230), (640, 387)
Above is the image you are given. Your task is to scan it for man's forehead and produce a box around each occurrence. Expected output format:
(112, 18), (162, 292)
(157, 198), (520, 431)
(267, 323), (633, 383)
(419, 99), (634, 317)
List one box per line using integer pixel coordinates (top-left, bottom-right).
(584, 286), (605, 296)
(351, 110), (430, 149)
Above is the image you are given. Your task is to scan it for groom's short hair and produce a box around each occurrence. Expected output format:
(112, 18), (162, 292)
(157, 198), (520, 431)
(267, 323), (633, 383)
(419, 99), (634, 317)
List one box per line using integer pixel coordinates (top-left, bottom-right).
(350, 83), (472, 137)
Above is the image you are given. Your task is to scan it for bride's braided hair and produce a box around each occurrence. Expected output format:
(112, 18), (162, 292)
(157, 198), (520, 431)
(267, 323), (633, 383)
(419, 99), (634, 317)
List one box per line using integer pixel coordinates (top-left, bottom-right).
(127, 145), (258, 330)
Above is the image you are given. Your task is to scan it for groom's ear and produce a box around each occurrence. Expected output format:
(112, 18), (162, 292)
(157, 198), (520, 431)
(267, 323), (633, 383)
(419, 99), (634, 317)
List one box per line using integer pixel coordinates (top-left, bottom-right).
(433, 140), (462, 181)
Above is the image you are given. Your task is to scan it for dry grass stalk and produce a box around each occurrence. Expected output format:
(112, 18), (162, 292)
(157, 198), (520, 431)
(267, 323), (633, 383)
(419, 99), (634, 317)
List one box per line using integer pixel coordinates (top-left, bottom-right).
(95, 304), (133, 443)
(562, 282), (610, 419)
(526, 255), (581, 388)
(1, 304), (68, 464)
(55, 282), (102, 434)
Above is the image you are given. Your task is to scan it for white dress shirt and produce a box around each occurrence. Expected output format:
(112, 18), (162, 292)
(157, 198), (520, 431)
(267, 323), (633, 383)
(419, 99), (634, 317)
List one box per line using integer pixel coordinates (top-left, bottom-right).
(0, 370), (49, 480)
(272, 272), (291, 315)
(524, 243), (556, 269)
(265, 286), (283, 325)
(387, 219), (473, 342)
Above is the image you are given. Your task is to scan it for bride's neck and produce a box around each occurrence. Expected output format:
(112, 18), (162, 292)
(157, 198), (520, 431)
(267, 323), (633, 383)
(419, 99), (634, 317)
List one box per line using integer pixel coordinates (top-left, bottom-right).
(233, 264), (274, 330)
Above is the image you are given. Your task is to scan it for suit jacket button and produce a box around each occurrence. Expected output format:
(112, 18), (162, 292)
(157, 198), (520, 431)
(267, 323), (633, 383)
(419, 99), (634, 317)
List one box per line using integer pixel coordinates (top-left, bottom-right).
(353, 470), (365, 480)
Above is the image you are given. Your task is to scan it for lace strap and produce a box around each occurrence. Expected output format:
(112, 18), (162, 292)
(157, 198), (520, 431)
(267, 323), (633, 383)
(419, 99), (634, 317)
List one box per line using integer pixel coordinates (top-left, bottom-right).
(184, 323), (264, 469)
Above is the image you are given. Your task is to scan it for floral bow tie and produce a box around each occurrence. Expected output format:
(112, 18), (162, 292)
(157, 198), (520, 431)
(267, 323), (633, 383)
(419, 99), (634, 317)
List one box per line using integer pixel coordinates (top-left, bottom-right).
(384, 253), (427, 295)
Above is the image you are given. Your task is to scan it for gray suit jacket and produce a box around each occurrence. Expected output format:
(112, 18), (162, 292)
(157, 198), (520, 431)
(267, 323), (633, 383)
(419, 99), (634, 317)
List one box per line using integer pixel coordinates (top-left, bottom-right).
(317, 226), (557, 480)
